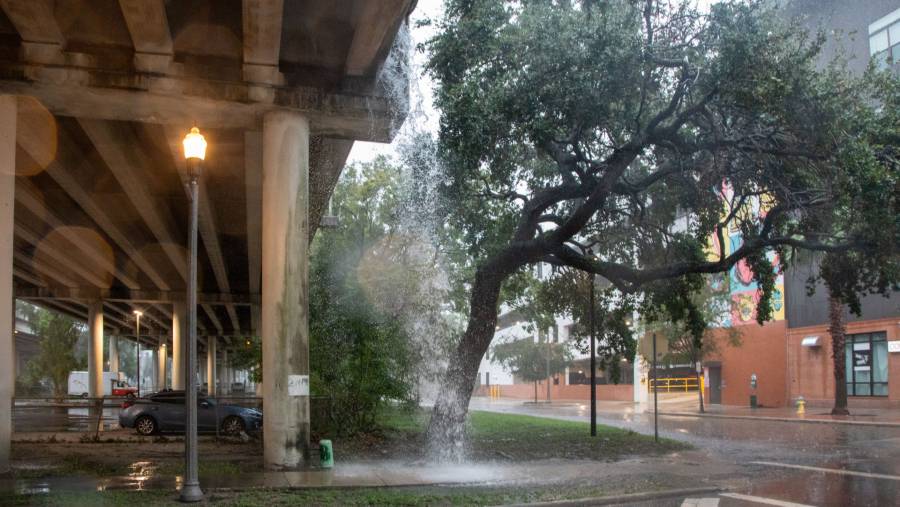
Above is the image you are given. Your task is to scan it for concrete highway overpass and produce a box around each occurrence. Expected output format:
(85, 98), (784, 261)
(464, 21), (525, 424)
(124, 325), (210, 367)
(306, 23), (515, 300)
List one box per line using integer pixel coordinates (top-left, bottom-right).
(0, 0), (414, 471)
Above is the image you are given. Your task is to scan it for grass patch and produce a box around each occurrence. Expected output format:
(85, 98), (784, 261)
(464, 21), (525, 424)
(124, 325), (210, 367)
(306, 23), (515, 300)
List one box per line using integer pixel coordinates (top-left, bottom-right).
(339, 407), (688, 462)
(467, 411), (687, 460)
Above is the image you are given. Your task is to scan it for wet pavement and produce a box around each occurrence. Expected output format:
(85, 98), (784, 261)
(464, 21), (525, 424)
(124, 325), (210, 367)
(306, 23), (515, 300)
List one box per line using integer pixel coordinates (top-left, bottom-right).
(470, 397), (900, 506)
(6, 399), (900, 505)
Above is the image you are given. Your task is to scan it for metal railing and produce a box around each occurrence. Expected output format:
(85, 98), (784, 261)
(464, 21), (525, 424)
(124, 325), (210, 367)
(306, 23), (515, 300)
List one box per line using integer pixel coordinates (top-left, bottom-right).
(648, 376), (702, 393)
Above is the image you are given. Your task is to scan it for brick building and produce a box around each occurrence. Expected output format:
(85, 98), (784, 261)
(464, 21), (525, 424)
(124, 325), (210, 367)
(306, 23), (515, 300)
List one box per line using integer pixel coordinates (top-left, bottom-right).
(700, 1), (900, 410)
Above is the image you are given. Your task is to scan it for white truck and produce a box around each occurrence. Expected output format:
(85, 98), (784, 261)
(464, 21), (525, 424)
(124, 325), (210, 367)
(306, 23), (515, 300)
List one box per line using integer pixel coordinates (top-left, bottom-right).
(67, 371), (132, 398)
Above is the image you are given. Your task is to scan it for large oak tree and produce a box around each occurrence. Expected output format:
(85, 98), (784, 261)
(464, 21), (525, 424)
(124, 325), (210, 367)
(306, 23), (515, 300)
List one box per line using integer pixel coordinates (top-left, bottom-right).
(423, 0), (900, 453)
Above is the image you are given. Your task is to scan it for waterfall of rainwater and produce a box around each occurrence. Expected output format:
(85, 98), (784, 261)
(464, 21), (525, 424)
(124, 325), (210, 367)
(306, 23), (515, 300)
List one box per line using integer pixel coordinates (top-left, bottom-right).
(366, 17), (473, 463)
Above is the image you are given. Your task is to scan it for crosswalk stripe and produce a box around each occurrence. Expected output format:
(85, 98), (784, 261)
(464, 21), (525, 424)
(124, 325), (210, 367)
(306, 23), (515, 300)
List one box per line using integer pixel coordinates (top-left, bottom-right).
(719, 492), (814, 507)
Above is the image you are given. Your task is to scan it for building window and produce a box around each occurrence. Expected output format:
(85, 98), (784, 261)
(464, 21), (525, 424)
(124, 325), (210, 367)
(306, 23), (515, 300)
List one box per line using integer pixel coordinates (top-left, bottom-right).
(845, 332), (888, 397)
(869, 9), (900, 70)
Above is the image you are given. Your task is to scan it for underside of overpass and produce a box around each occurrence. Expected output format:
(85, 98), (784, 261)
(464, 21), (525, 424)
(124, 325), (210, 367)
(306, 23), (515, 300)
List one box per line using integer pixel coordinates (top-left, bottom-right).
(0, 0), (414, 471)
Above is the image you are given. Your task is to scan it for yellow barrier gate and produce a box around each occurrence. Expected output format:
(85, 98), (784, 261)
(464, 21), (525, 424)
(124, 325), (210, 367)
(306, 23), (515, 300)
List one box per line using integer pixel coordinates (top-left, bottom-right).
(648, 376), (702, 393)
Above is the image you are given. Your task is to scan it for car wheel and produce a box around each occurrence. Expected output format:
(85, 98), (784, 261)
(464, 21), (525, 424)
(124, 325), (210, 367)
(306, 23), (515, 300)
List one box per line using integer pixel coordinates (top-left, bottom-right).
(222, 416), (245, 436)
(135, 415), (157, 436)
(81, 392), (89, 399)
(126, 392), (136, 399)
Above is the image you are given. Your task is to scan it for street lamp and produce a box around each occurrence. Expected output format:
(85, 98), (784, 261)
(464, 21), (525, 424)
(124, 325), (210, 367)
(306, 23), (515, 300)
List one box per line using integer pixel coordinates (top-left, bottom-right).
(179, 126), (206, 503)
(133, 310), (142, 396)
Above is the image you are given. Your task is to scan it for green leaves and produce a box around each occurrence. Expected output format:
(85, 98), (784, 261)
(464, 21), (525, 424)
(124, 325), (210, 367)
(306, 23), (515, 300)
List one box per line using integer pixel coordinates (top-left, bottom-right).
(423, 0), (899, 343)
(19, 301), (86, 398)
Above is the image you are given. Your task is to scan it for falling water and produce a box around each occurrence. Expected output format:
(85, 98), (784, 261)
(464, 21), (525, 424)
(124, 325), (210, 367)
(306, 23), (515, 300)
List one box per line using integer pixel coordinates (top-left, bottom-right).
(366, 13), (470, 462)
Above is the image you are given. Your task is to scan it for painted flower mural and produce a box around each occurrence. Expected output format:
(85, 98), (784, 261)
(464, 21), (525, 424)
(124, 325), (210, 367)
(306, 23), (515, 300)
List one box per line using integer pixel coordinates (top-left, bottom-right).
(707, 182), (786, 327)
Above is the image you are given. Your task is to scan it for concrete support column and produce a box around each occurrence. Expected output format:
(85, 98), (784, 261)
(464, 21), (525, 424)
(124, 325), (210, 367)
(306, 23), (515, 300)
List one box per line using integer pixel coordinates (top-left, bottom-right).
(0, 95), (16, 474)
(87, 301), (104, 398)
(207, 337), (217, 396)
(156, 336), (166, 391)
(109, 336), (119, 376)
(219, 348), (229, 395)
(172, 301), (185, 390)
(261, 111), (310, 468)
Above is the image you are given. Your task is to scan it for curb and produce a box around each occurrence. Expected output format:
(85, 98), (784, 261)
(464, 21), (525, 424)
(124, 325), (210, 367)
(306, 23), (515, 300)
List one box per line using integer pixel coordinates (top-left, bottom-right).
(657, 411), (900, 428)
(497, 486), (722, 506)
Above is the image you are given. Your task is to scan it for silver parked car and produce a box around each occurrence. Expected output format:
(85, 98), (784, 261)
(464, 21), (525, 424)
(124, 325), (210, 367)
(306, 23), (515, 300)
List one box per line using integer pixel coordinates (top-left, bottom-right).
(119, 390), (262, 436)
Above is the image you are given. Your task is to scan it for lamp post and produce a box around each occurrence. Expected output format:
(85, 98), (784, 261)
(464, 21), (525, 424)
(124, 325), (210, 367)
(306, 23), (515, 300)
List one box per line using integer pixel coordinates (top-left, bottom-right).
(180, 126), (207, 503)
(588, 266), (596, 437)
(133, 310), (142, 396)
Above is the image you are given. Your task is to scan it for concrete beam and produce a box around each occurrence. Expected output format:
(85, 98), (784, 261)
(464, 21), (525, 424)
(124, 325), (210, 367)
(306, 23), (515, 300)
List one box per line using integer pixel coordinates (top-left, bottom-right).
(117, 0), (173, 72)
(308, 137), (353, 240)
(0, 0), (64, 45)
(15, 224), (111, 288)
(12, 265), (45, 287)
(14, 109), (173, 290)
(0, 95), (15, 474)
(14, 246), (79, 288)
(344, 0), (413, 76)
(242, 0), (284, 83)
(14, 286), (258, 304)
(245, 132), (262, 336)
(78, 119), (188, 283)
(0, 72), (397, 142)
(202, 304), (224, 336)
(15, 178), (142, 289)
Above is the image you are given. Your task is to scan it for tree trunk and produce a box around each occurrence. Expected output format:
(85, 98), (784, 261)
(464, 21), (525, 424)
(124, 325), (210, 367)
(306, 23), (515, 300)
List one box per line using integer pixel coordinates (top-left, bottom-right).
(426, 264), (507, 460)
(828, 294), (850, 416)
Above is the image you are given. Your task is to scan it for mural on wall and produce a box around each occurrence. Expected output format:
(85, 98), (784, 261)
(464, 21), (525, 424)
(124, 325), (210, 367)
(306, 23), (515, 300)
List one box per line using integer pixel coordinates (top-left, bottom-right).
(706, 182), (785, 327)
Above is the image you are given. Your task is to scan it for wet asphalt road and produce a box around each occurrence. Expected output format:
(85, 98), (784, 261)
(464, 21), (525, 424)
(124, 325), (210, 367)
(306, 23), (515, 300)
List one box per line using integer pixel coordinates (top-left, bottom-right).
(12, 401), (900, 505)
(471, 399), (900, 506)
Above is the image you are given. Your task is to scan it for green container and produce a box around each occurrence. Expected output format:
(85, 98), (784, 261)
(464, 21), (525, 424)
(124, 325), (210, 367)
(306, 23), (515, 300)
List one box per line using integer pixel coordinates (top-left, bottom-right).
(319, 439), (334, 469)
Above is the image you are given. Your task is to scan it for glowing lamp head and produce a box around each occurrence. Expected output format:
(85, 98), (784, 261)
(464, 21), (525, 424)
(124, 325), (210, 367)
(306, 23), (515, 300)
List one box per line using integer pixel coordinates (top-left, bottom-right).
(183, 127), (207, 161)
(133, 310), (143, 317)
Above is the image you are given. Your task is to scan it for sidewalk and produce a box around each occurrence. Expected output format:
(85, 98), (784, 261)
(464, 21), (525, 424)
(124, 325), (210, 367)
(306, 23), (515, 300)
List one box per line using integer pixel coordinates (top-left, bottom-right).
(1, 453), (732, 495)
(658, 403), (900, 427)
(471, 395), (900, 427)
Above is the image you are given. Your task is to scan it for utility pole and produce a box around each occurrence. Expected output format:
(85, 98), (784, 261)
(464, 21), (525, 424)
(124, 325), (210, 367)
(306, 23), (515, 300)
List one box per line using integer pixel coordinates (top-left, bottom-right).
(652, 332), (659, 443)
(589, 271), (596, 437)
(546, 329), (551, 402)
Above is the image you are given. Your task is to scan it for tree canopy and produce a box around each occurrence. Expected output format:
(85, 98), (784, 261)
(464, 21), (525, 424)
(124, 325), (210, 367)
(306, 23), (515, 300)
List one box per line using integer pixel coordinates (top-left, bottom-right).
(422, 0), (900, 451)
(18, 302), (86, 398)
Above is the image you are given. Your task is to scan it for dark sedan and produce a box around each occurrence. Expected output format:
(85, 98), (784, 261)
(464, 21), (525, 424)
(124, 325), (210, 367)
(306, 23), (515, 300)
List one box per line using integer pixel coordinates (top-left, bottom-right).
(119, 390), (262, 436)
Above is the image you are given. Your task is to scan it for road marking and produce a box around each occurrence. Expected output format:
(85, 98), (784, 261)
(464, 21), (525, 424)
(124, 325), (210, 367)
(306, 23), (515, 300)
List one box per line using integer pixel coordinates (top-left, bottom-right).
(719, 493), (813, 507)
(681, 498), (719, 507)
(750, 461), (900, 481)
